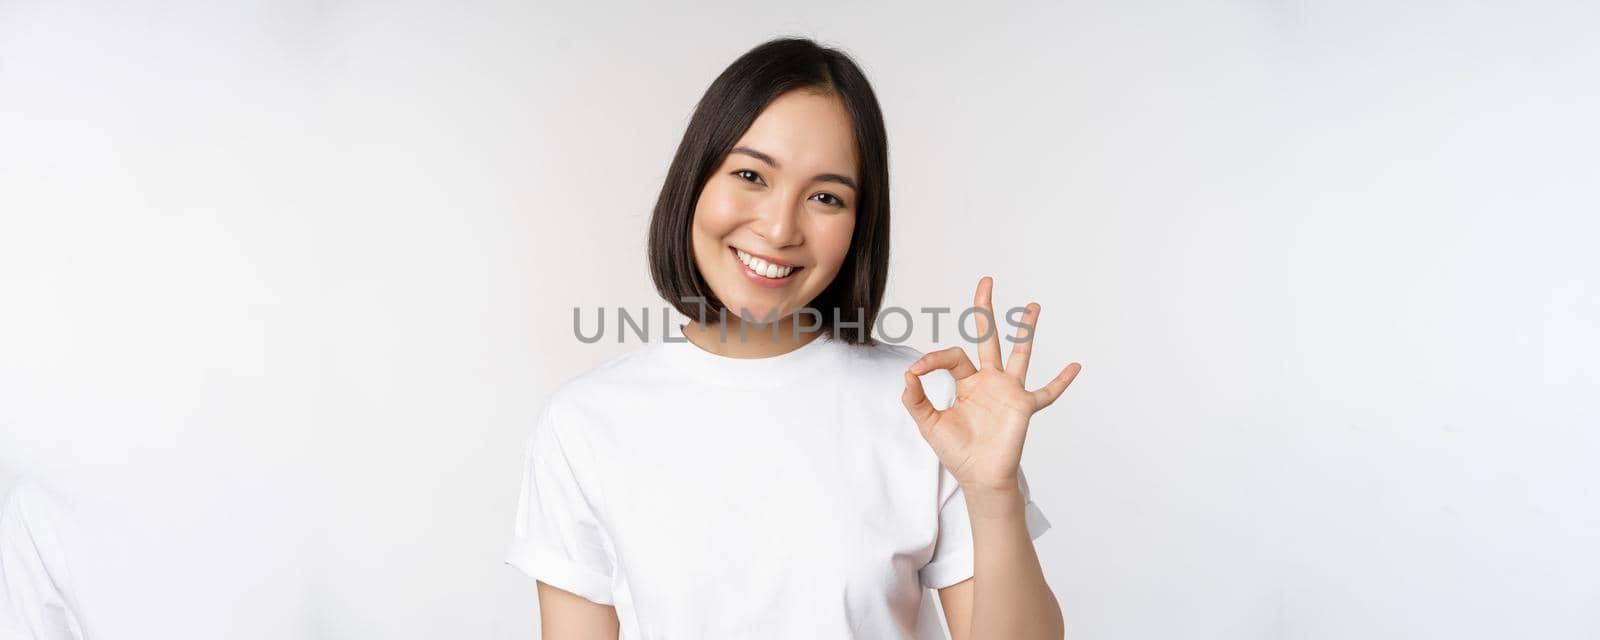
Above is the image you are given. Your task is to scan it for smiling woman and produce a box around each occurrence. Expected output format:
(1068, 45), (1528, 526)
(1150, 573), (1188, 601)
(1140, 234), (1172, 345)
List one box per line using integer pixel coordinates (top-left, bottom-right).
(506, 36), (1071, 640)
(689, 90), (860, 310)
(647, 38), (891, 350)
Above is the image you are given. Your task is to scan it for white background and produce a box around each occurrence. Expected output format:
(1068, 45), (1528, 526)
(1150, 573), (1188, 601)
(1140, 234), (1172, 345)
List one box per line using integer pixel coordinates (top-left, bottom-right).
(2, 0), (1597, 638)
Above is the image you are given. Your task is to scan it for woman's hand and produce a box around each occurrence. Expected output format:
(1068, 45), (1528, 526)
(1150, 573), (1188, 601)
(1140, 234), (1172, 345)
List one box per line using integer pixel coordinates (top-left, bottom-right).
(901, 276), (1082, 495)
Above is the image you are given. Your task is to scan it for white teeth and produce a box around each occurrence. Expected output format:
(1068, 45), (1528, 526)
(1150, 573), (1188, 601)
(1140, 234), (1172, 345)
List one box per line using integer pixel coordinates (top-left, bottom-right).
(734, 248), (794, 279)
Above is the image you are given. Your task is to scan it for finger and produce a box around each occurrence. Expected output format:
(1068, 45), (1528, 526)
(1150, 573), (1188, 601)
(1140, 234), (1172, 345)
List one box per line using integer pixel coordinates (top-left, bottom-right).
(901, 370), (940, 435)
(907, 345), (978, 380)
(1006, 302), (1041, 384)
(1031, 362), (1082, 411)
(973, 276), (1003, 371)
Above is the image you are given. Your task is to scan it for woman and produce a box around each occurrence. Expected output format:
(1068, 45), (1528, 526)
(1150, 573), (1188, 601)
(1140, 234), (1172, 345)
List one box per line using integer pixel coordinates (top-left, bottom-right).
(507, 36), (1082, 639)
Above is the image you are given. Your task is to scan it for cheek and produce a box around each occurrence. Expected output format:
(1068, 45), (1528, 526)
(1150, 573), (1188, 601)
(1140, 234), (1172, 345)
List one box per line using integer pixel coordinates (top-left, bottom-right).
(811, 216), (856, 273)
(690, 190), (737, 269)
(692, 182), (746, 236)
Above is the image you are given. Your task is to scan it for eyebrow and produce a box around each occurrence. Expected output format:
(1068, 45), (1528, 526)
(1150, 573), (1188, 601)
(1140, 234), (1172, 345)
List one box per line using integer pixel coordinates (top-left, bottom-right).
(729, 145), (858, 192)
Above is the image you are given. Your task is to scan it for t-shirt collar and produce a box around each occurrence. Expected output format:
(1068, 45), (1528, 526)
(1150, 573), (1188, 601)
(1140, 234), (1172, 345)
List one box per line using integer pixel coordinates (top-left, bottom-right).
(656, 322), (841, 388)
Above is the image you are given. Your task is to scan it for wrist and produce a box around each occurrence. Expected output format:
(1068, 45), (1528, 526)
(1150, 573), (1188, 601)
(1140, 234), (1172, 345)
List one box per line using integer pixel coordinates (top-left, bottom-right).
(958, 474), (1021, 498)
(961, 482), (1026, 520)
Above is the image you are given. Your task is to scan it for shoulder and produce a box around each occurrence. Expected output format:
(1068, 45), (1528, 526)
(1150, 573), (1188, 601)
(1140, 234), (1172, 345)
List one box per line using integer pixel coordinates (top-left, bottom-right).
(538, 343), (665, 426)
(834, 340), (959, 407)
(853, 340), (923, 367)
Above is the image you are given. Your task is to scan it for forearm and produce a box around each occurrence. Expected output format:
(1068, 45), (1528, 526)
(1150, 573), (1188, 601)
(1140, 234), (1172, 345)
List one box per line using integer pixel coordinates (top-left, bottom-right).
(962, 483), (1064, 640)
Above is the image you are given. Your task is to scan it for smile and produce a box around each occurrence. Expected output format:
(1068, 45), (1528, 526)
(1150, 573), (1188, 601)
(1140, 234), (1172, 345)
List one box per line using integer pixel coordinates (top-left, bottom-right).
(729, 246), (802, 286)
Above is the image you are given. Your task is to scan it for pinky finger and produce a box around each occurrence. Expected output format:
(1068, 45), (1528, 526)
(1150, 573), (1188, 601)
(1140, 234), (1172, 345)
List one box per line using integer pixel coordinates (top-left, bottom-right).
(1030, 362), (1083, 411)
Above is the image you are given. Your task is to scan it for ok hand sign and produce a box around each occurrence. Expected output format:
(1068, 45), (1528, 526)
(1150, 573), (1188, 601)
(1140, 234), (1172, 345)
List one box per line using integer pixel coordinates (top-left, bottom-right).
(901, 276), (1083, 494)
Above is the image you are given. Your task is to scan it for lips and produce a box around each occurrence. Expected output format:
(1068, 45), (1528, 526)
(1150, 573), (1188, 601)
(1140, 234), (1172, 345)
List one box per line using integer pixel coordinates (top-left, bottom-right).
(729, 246), (802, 288)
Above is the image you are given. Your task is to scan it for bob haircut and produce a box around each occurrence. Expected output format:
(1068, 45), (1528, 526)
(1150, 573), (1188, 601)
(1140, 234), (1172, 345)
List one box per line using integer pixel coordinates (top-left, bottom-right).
(648, 36), (890, 346)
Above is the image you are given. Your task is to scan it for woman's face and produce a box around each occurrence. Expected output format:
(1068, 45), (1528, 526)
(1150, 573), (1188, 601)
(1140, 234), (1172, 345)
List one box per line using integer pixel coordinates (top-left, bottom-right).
(690, 89), (859, 327)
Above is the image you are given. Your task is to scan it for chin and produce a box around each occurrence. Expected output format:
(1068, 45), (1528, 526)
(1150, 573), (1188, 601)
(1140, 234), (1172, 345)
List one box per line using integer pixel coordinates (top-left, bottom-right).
(723, 299), (785, 323)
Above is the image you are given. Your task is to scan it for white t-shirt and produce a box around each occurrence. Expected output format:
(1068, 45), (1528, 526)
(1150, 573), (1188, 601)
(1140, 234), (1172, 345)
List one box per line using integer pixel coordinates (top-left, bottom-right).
(0, 479), (89, 640)
(505, 329), (1051, 639)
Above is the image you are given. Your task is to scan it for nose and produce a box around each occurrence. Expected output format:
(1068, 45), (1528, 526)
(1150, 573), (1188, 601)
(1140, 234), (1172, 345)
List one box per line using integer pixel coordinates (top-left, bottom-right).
(750, 194), (804, 248)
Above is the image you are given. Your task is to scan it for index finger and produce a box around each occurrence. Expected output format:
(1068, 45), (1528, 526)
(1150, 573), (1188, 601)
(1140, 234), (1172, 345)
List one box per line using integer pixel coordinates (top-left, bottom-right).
(908, 345), (979, 380)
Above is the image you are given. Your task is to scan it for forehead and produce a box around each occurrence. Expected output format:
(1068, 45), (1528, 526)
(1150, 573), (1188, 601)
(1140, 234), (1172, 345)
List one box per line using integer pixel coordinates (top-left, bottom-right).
(733, 90), (858, 179)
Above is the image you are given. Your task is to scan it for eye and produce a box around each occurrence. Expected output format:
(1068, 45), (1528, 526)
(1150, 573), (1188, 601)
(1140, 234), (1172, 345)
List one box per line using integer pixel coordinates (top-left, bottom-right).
(813, 192), (846, 208)
(733, 169), (765, 185)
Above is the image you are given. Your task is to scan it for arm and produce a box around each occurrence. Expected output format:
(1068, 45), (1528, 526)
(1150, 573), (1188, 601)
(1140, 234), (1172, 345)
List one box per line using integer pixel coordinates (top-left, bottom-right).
(511, 401), (622, 638)
(535, 580), (620, 639)
(937, 577), (976, 640)
(905, 277), (1081, 640)
(937, 485), (1063, 640)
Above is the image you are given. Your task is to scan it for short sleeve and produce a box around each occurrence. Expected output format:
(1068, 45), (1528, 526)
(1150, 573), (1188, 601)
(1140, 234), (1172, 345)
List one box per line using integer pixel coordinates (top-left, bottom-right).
(504, 399), (617, 605)
(917, 464), (1052, 590)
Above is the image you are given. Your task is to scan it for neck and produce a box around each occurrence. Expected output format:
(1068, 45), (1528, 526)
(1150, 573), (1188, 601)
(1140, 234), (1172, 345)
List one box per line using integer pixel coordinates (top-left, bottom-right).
(680, 314), (824, 359)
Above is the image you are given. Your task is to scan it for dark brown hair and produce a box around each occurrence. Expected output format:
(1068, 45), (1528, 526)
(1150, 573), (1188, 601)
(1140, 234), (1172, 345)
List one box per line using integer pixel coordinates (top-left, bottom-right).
(647, 37), (890, 346)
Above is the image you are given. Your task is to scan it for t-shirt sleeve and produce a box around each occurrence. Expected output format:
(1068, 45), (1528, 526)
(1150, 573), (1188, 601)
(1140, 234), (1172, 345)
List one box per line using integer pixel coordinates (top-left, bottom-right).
(504, 398), (617, 605)
(917, 463), (1052, 590)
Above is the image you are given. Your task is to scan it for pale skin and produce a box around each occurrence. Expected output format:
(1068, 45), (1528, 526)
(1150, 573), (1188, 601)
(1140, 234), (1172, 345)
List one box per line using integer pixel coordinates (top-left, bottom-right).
(533, 88), (1082, 638)
(902, 276), (1081, 640)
